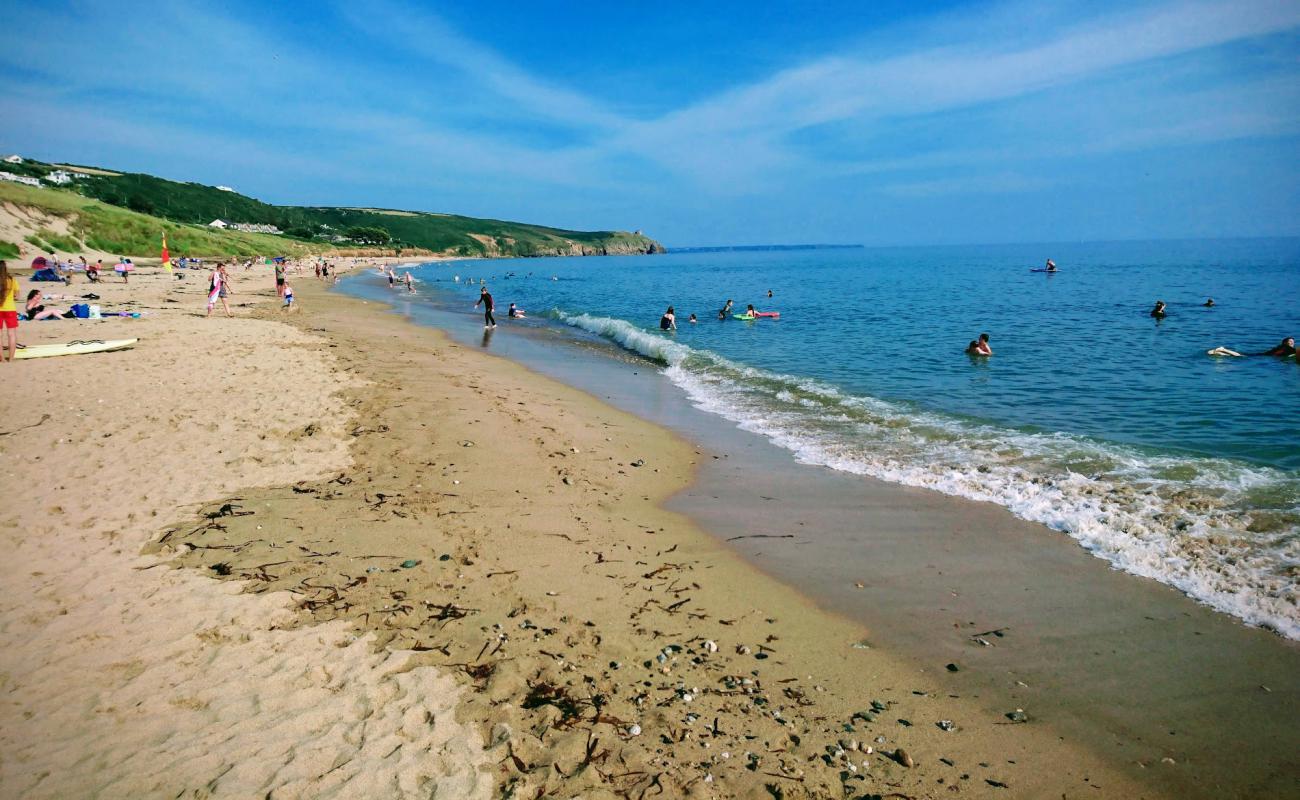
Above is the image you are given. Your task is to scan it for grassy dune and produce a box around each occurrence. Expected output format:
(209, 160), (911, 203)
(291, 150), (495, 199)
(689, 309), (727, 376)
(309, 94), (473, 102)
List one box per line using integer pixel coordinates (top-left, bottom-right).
(0, 182), (326, 259)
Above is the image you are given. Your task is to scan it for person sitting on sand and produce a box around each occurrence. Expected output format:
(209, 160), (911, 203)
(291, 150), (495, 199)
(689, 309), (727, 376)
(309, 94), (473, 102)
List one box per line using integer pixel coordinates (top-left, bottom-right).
(1203, 298), (1215, 307)
(1208, 337), (1295, 358)
(1150, 300), (1167, 319)
(689, 313), (697, 324)
(660, 305), (677, 331)
(508, 303), (525, 319)
(25, 289), (69, 321)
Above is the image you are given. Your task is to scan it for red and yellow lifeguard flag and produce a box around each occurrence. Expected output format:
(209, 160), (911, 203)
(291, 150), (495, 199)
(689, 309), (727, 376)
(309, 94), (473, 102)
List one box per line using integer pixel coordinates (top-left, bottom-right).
(161, 232), (171, 273)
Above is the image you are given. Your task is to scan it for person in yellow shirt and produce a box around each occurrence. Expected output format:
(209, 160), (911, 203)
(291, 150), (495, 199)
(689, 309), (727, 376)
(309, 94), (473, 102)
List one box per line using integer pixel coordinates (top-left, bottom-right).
(0, 260), (18, 362)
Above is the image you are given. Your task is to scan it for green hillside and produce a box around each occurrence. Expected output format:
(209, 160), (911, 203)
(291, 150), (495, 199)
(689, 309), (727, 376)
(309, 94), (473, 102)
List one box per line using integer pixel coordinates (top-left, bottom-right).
(2, 158), (664, 258)
(0, 181), (325, 259)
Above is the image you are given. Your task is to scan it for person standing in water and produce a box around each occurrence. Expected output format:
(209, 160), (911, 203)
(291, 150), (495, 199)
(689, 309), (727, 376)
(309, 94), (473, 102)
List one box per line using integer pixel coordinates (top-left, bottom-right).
(476, 286), (496, 328)
(404, 271), (414, 293)
(720, 299), (734, 318)
(965, 333), (992, 355)
(660, 305), (677, 330)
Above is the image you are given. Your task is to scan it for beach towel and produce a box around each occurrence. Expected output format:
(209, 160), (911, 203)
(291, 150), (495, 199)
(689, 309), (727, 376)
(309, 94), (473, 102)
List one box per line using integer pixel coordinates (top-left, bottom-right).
(207, 272), (222, 308)
(31, 269), (62, 282)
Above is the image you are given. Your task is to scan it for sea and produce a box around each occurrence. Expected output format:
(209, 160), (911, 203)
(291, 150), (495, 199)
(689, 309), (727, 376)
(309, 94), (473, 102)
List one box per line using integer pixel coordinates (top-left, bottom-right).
(342, 239), (1300, 638)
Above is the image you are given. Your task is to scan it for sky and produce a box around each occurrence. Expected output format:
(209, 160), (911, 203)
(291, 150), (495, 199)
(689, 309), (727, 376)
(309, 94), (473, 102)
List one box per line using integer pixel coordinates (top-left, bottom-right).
(1, 0), (1298, 246)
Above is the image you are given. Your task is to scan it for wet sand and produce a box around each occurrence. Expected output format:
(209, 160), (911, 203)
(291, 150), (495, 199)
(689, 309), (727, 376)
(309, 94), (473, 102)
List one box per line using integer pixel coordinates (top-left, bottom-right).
(345, 271), (1300, 799)
(3, 263), (1292, 799)
(157, 280), (1175, 799)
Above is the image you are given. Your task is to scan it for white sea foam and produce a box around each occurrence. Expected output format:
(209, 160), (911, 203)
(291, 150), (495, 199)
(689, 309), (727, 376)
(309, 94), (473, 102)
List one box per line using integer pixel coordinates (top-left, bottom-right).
(558, 312), (1300, 639)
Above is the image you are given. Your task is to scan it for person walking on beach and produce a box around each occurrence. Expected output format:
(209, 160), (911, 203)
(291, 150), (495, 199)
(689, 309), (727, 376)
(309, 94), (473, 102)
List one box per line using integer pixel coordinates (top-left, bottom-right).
(476, 286), (496, 328)
(0, 260), (18, 363)
(660, 305), (677, 330)
(206, 263), (232, 317)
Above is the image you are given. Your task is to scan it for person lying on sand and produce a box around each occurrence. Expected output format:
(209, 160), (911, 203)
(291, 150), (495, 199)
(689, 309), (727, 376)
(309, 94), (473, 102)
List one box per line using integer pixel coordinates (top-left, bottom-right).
(1208, 337), (1295, 357)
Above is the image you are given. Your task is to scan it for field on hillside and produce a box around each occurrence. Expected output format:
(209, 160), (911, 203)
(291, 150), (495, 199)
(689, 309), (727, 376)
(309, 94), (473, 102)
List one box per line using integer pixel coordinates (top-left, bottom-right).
(0, 182), (327, 260)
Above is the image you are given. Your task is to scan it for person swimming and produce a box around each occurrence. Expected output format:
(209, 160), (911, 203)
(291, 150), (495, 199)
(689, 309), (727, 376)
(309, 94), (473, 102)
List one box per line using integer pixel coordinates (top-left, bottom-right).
(660, 305), (677, 331)
(720, 299), (734, 318)
(973, 332), (992, 355)
(745, 304), (756, 317)
(1261, 337), (1296, 356)
(1207, 337), (1295, 358)
(688, 313), (697, 324)
(1150, 300), (1167, 319)
(1203, 298), (1215, 307)
(767, 289), (773, 298)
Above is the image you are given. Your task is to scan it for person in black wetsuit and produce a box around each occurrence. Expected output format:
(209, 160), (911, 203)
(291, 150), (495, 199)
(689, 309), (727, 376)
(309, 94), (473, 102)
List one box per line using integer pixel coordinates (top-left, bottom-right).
(1150, 300), (1167, 318)
(719, 299), (734, 319)
(476, 286), (496, 327)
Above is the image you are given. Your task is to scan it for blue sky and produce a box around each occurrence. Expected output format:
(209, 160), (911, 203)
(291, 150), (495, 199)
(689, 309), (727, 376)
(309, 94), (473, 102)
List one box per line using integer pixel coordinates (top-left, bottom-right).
(1, 0), (1298, 246)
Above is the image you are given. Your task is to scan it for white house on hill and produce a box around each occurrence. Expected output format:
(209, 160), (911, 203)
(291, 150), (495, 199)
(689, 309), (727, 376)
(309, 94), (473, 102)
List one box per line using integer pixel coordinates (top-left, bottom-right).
(208, 219), (229, 229)
(44, 170), (73, 185)
(215, 185), (235, 192)
(3, 154), (22, 164)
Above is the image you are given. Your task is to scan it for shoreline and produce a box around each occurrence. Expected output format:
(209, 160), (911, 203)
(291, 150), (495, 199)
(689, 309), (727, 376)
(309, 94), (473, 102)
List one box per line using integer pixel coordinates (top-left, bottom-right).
(340, 268), (1300, 798)
(0, 261), (1289, 798)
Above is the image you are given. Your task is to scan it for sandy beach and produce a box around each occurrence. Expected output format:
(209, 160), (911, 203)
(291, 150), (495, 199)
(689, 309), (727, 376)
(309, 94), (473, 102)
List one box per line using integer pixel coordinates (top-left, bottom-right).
(0, 262), (1290, 799)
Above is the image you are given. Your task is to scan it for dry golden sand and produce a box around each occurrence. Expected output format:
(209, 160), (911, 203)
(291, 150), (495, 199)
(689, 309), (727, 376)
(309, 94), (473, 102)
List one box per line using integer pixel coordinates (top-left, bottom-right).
(3, 264), (1162, 798)
(0, 265), (489, 798)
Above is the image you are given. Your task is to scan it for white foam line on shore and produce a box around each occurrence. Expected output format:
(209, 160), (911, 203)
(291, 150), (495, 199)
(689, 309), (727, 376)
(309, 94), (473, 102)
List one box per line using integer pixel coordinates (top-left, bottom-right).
(557, 312), (1300, 640)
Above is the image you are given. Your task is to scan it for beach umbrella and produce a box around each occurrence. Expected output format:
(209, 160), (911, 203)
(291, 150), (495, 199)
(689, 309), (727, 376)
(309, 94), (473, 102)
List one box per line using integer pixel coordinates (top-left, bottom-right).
(30, 256), (47, 268)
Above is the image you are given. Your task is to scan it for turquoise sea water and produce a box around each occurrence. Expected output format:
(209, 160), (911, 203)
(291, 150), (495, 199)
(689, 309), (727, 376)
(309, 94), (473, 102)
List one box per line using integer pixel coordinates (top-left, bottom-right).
(348, 239), (1300, 637)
